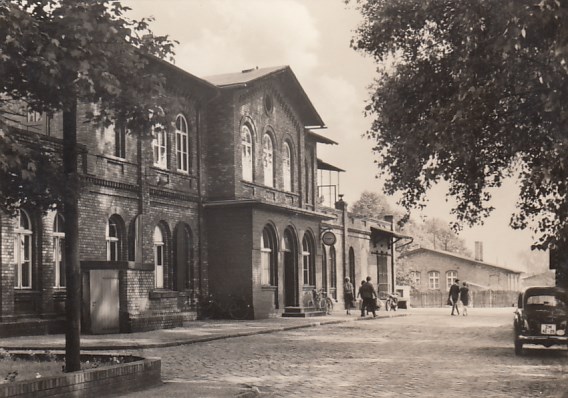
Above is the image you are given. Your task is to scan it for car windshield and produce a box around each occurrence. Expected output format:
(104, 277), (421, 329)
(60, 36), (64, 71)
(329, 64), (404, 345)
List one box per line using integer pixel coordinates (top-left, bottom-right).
(526, 294), (567, 307)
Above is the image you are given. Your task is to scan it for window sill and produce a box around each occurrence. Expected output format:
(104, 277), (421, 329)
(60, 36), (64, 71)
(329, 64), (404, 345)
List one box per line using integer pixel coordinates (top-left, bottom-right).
(261, 285), (277, 290)
(149, 289), (179, 299)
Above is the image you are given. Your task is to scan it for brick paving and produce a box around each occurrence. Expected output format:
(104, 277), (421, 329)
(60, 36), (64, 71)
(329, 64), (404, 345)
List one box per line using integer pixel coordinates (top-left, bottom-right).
(117, 308), (568, 397)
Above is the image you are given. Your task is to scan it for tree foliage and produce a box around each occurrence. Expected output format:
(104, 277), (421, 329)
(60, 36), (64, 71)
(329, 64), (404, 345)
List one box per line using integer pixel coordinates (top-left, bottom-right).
(0, 0), (178, 372)
(350, 0), (568, 249)
(399, 217), (471, 256)
(0, 0), (178, 213)
(350, 190), (398, 219)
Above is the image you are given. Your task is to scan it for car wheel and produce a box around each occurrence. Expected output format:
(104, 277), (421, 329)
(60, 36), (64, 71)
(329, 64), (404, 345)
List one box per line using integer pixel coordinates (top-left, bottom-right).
(514, 339), (523, 356)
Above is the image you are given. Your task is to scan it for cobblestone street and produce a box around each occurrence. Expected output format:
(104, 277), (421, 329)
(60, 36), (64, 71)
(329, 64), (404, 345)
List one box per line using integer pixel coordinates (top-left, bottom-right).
(119, 308), (568, 397)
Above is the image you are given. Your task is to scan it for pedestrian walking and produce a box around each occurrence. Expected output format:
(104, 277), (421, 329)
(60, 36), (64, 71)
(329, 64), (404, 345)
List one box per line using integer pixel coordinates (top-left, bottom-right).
(359, 276), (377, 318)
(448, 279), (460, 316)
(344, 277), (355, 315)
(459, 282), (470, 316)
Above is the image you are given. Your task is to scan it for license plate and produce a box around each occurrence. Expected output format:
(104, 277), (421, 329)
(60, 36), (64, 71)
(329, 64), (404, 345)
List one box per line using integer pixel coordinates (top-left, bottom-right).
(541, 324), (556, 335)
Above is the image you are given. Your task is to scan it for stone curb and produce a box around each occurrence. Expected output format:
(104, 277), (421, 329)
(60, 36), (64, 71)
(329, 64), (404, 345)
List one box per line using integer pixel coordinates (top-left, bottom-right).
(2, 312), (408, 352)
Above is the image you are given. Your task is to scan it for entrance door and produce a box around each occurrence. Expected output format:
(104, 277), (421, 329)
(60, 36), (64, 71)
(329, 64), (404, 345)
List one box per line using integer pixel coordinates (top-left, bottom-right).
(90, 270), (119, 334)
(284, 251), (296, 306)
(283, 229), (297, 307)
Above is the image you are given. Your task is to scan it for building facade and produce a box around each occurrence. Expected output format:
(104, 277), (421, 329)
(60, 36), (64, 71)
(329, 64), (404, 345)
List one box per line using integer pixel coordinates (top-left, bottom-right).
(401, 247), (522, 293)
(0, 63), (404, 335)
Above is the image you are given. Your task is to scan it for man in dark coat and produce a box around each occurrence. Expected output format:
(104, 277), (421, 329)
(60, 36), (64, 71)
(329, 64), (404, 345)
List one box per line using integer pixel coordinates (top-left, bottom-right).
(360, 276), (378, 318)
(448, 279), (461, 316)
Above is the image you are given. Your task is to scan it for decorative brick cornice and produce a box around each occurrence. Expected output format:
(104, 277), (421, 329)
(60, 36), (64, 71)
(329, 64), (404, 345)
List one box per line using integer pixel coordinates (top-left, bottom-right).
(83, 175), (138, 192)
(149, 188), (199, 202)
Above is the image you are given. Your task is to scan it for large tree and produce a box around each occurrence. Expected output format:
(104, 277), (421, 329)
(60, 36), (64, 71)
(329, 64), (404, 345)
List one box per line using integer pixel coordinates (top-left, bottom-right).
(350, 0), (568, 251)
(0, 0), (177, 371)
(350, 190), (399, 220)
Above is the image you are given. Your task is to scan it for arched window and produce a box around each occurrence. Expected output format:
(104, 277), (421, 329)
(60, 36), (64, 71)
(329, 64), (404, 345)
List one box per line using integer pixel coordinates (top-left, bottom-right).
(330, 245), (337, 299)
(283, 142), (292, 191)
(349, 247), (356, 286)
(302, 233), (315, 286)
(261, 225), (278, 286)
(175, 114), (189, 173)
(241, 125), (253, 181)
(152, 125), (167, 169)
(53, 213), (65, 288)
(14, 209), (33, 289)
(106, 218), (120, 261)
(446, 270), (458, 290)
(428, 271), (440, 290)
(262, 133), (274, 187)
(154, 226), (165, 288)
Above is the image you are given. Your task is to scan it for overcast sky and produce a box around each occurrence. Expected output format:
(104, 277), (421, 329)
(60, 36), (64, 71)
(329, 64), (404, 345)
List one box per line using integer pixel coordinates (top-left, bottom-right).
(124, 0), (547, 272)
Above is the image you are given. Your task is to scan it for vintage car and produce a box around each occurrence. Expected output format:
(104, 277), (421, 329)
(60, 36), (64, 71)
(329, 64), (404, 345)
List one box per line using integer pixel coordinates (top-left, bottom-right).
(513, 286), (568, 355)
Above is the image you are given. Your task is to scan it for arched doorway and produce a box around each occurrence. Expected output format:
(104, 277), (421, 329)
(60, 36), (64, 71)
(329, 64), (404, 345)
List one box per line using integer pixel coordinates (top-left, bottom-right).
(173, 224), (193, 292)
(283, 228), (298, 307)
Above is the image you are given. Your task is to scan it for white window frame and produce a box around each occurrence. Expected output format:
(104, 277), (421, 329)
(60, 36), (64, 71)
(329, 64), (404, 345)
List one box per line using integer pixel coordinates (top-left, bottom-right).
(14, 209), (32, 289)
(411, 271), (421, 287)
(241, 125), (253, 181)
(260, 230), (272, 286)
(154, 226), (165, 288)
(106, 219), (119, 261)
(152, 125), (167, 169)
(53, 213), (65, 288)
(263, 133), (274, 187)
(428, 271), (440, 290)
(175, 114), (189, 173)
(446, 270), (458, 290)
(302, 235), (315, 286)
(283, 142), (292, 191)
(115, 125), (126, 159)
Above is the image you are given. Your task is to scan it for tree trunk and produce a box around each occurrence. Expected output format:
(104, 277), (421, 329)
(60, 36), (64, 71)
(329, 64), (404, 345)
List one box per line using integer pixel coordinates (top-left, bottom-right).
(63, 101), (81, 372)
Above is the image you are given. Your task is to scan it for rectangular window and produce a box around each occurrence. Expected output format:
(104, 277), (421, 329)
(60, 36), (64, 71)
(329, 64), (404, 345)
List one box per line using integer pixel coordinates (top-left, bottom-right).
(153, 130), (167, 168)
(176, 131), (189, 172)
(54, 237), (66, 287)
(115, 126), (126, 159)
(303, 252), (309, 285)
(428, 272), (439, 290)
(261, 248), (271, 285)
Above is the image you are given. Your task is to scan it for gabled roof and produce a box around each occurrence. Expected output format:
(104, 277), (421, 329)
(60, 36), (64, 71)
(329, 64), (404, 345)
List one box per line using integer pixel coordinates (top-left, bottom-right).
(203, 66), (325, 128)
(401, 246), (523, 274)
(147, 55), (219, 100)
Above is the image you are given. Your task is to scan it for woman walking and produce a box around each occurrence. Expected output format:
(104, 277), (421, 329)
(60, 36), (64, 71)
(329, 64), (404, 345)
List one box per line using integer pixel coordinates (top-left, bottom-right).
(343, 277), (355, 315)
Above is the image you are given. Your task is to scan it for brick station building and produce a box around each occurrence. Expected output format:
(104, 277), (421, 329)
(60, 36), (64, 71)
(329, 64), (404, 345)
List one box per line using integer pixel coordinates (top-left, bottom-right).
(0, 62), (405, 335)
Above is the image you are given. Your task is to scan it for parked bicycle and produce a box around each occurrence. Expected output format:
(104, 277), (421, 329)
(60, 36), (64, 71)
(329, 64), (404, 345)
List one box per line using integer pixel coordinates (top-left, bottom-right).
(385, 293), (398, 311)
(199, 293), (252, 320)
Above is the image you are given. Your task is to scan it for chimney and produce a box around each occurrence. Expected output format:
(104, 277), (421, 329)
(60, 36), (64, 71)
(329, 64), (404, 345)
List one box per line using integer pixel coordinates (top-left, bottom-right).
(474, 241), (483, 262)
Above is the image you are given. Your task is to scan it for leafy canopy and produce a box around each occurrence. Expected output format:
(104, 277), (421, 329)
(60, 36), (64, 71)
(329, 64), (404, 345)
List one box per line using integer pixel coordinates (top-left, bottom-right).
(350, 0), (568, 249)
(0, 0), (178, 212)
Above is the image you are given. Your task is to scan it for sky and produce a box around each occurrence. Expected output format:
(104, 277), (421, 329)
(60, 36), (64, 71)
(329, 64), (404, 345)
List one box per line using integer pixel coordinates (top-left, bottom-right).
(124, 0), (548, 273)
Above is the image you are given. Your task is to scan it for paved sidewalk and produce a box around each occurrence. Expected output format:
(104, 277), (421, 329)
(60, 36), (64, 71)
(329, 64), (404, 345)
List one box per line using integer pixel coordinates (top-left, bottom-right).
(0, 310), (407, 351)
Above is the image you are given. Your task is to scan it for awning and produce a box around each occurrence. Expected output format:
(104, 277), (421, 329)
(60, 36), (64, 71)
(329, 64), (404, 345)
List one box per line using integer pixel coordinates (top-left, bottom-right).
(307, 130), (338, 145)
(370, 226), (413, 245)
(317, 158), (344, 172)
